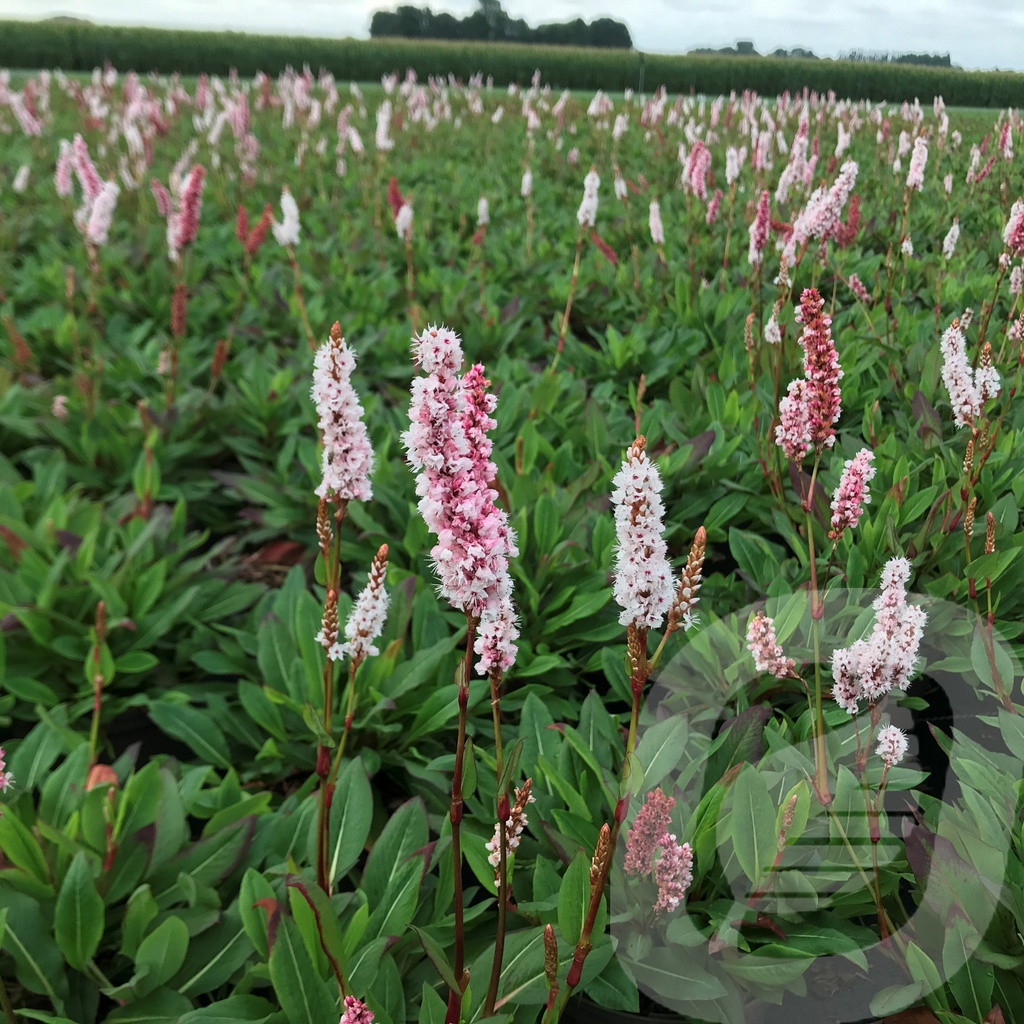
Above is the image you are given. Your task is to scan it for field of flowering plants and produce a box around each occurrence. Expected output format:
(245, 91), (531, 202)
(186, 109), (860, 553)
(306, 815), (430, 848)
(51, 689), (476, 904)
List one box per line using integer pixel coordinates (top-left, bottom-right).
(3, 60), (1024, 1024)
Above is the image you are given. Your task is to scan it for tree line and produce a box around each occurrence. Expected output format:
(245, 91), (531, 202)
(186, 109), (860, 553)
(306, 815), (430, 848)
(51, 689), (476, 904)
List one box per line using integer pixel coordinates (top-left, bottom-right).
(369, 0), (633, 49)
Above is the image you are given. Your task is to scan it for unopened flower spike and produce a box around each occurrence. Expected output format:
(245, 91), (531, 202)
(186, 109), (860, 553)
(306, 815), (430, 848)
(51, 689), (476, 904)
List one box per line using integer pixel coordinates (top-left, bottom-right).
(747, 611), (796, 678)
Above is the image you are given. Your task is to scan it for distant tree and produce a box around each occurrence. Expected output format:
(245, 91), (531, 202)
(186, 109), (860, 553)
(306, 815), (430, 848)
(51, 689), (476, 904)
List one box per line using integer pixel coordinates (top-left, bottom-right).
(369, 10), (401, 36)
(432, 11), (459, 39)
(589, 17), (632, 49)
(370, 1), (632, 48)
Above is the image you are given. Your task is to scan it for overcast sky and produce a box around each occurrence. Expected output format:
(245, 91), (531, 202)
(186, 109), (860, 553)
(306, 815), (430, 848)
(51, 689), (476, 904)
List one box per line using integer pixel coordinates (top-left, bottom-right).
(3, 0), (1024, 72)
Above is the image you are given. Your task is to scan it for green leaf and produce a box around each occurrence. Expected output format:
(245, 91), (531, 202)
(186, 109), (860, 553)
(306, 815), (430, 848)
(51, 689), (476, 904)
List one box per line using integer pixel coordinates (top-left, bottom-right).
(363, 797), (428, 905)
(177, 996), (276, 1024)
(0, 891), (69, 1010)
(869, 982), (925, 1018)
(0, 806), (51, 882)
(366, 858), (422, 941)
(942, 920), (993, 1022)
(268, 915), (336, 1024)
(557, 852), (591, 947)
(134, 917), (190, 996)
(102, 988), (193, 1023)
(410, 924), (460, 992)
(729, 765), (777, 888)
(628, 946), (728, 1001)
(121, 885), (159, 959)
(326, 758), (374, 885)
(497, 737), (525, 797)
(55, 851), (104, 971)
(147, 702), (232, 769)
(906, 941), (950, 1012)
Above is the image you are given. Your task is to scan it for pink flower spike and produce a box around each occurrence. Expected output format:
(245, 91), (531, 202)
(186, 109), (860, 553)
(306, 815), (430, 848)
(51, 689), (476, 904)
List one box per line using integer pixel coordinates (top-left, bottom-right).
(55, 139), (73, 198)
(312, 323), (374, 503)
(85, 181), (119, 247)
(625, 787), (675, 877)
(333, 545), (389, 665)
(648, 199), (665, 246)
(775, 378), (813, 463)
(403, 325), (519, 675)
(748, 190), (770, 265)
(795, 288), (843, 451)
(338, 996), (375, 1024)
(150, 178), (171, 219)
(747, 611), (796, 678)
(829, 448), (876, 541)
(611, 437), (674, 630)
(173, 165), (205, 251)
(72, 133), (102, 200)
(653, 835), (694, 914)
(906, 135), (928, 191)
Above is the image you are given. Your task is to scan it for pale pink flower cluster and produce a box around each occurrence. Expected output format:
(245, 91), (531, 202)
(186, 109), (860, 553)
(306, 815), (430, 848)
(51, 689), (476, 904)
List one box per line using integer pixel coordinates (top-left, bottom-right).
(169, 165), (205, 256)
(748, 190), (770, 266)
(725, 145), (746, 186)
(624, 789), (693, 915)
(0, 746), (12, 793)
(374, 99), (394, 151)
(1000, 121), (1014, 161)
(764, 313), (781, 345)
(649, 199), (665, 246)
(485, 782), (535, 871)
(476, 195), (489, 227)
(831, 558), (927, 713)
(72, 134), (102, 199)
(625, 788), (674, 875)
(1004, 199), (1024, 256)
(848, 274), (871, 304)
(52, 394), (69, 420)
(611, 439), (675, 630)
(395, 202), (413, 242)
(1011, 265), (1023, 297)
(311, 329), (374, 502)
(705, 189), (723, 226)
(828, 448), (875, 540)
(69, 134), (119, 246)
(403, 326), (519, 676)
(783, 160), (858, 263)
(12, 165), (30, 194)
(776, 288), (843, 460)
(338, 996), (374, 1024)
(943, 217), (960, 260)
(876, 724), (908, 768)
(747, 611), (796, 678)
(84, 181), (120, 246)
(906, 134), (928, 190)
(901, 236), (914, 258)
(577, 168), (600, 228)
(272, 187), (301, 247)
(520, 169), (532, 198)
(335, 546), (389, 664)
(653, 835), (694, 914)
(55, 139), (73, 197)
(685, 141), (711, 201)
(940, 317), (999, 428)
(943, 173), (953, 194)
